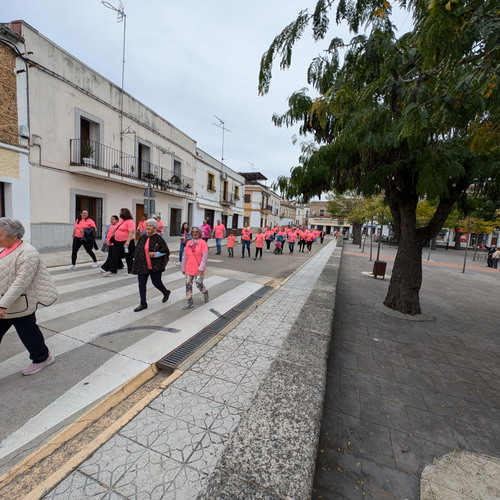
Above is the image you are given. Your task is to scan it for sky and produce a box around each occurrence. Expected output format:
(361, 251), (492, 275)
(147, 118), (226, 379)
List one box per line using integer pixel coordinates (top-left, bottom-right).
(3, 1), (411, 186)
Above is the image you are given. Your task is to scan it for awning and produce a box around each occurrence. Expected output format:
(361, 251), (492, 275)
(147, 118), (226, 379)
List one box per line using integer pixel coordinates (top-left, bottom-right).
(197, 202), (220, 211)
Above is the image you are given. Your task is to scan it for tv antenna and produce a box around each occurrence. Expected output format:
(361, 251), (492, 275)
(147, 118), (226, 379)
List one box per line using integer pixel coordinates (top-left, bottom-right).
(213, 115), (231, 165)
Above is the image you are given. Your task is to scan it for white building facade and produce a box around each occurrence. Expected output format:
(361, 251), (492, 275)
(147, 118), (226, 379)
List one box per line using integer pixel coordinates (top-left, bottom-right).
(194, 149), (245, 232)
(3, 20), (199, 251)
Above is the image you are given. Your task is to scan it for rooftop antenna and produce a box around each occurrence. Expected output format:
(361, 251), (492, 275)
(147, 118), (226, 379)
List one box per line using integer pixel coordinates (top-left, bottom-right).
(213, 115), (231, 166)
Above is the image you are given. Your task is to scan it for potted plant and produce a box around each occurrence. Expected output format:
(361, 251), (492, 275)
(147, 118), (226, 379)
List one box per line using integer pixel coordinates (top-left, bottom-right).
(112, 163), (121, 173)
(171, 174), (181, 185)
(82, 144), (95, 166)
(143, 172), (156, 182)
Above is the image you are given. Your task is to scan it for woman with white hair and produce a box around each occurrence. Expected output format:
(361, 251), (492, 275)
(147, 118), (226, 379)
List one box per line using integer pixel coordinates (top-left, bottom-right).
(130, 218), (171, 311)
(0, 218), (58, 375)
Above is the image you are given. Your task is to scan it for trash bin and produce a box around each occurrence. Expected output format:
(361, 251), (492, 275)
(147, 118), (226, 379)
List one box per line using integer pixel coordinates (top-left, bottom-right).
(373, 260), (387, 279)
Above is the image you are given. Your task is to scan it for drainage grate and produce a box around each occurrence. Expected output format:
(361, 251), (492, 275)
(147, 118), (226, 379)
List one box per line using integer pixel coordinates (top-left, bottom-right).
(156, 329), (215, 373)
(156, 285), (273, 372)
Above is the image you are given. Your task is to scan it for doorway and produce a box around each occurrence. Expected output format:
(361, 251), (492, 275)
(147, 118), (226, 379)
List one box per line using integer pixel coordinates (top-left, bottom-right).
(170, 208), (182, 237)
(76, 194), (102, 238)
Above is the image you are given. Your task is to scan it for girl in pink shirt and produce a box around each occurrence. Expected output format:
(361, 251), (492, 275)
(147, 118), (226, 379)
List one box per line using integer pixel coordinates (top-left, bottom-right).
(181, 226), (209, 309)
(227, 232), (236, 258)
(253, 229), (265, 260)
(288, 228), (297, 254)
(241, 222), (252, 258)
(68, 209), (98, 270)
(264, 228), (274, 252)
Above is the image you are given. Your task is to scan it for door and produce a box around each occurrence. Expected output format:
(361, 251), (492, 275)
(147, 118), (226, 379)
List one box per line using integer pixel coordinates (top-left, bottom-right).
(136, 203), (145, 239)
(170, 208), (182, 236)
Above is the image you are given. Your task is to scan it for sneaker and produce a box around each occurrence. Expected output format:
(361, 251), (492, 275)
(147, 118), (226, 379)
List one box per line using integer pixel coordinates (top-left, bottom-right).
(183, 302), (194, 310)
(22, 353), (55, 376)
(91, 262), (99, 268)
(66, 265), (76, 271)
(176, 262), (181, 266)
(103, 271), (116, 277)
(204, 291), (209, 303)
(100, 269), (107, 273)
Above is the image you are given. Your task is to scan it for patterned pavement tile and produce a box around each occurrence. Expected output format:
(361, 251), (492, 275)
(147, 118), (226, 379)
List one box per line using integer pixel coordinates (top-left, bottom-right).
(42, 470), (117, 499)
(197, 375), (256, 409)
(186, 431), (227, 475)
(209, 404), (245, 437)
(211, 361), (252, 385)
(169, 370), (212, 396)
(150, 387), (225, 430)
(78, 434), (146, 490)
(119, 406), (177, 448)
(112, 447), (182, 500)
(148, 418), (206, 463)
(163, 466), (209, 500)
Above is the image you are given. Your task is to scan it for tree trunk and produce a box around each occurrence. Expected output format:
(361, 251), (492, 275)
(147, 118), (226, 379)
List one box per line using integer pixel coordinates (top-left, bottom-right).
(454, 227), (461, 249)
(383, 228), (423, 315)
(352, 222), (362, 245)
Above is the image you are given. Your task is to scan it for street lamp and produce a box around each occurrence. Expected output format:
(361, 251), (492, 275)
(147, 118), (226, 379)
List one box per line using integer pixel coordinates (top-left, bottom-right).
(102, 1), (126, 171)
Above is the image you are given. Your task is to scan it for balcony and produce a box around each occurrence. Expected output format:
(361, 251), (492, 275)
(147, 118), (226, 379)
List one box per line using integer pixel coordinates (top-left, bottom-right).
(70, 139), (193, 195)
(261, 204), (272, 213)
(221, 193), (235, 206)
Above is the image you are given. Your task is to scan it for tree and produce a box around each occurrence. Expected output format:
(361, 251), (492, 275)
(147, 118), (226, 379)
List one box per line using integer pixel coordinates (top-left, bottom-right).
(259, 0), (500, 315)
(327, 192), (370, 245)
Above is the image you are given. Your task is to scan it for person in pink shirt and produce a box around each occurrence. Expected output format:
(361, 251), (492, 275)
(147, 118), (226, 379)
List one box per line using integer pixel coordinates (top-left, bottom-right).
(253, 228), (265, 260)
(306, 230), (315, 253)
(298, 229), (307, 252)
(264, 227), (274, 252)
(154, 216), (164, 235)
(101, 215), (124, 273)
(288, 227), (298, 254)
(137, 215), (147, 237)
(212, 219), (226, 255)
(241, 222), (253, 258)
(201, 220), (211, 243)
(67, 209), (99, 270)
(227, 231), (236, 258)
(103, 208), (136, 276)
(181, 226), (209, 309)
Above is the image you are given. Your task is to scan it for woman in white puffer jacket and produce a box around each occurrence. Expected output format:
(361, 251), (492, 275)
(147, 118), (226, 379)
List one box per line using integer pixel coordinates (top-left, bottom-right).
(0, 218), (58, 375)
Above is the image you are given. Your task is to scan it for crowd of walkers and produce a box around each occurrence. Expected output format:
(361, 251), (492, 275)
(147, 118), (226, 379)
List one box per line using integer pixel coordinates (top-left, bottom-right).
(0, 211), (329, 376)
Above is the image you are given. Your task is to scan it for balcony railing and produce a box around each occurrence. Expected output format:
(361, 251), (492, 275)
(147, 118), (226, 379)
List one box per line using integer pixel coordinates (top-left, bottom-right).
(70, 139), (193, 194)
(221, 192), (235, 205)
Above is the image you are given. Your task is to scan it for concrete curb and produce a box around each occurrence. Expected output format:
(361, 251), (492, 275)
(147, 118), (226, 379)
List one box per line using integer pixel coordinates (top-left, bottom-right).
(197, 247), (343, 499)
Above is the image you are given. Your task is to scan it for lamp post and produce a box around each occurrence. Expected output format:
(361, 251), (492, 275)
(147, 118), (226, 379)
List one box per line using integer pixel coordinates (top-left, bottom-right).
(102, 1), (126, 171)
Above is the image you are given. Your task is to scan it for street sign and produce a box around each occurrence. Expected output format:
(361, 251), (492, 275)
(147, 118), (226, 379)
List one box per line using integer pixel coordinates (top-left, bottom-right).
(144, 199), (155, 214)
(143, 184), (156, 198)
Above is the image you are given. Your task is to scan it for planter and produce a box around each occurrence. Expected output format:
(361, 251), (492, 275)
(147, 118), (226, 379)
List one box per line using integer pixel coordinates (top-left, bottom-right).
(372, 260), (387, 279)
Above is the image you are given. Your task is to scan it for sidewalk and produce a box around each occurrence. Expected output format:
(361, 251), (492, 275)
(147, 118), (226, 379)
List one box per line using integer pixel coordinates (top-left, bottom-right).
(39, 240), (341, 499)
(313, 243), (500, 499)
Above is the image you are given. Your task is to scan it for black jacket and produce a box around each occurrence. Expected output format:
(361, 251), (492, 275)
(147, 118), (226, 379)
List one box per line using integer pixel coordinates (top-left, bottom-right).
(131, 233), (170, 275)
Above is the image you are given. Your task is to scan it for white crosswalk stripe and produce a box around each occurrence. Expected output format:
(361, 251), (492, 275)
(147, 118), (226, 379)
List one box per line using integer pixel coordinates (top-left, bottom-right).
(0, 266), (267, 461)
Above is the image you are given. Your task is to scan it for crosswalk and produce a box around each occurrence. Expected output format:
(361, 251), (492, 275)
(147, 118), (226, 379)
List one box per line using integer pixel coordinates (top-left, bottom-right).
(0, 264), (270, 465)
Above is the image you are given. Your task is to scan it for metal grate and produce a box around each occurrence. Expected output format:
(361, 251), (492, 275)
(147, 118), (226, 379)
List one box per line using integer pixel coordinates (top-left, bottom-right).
(156, 285), (273, 372)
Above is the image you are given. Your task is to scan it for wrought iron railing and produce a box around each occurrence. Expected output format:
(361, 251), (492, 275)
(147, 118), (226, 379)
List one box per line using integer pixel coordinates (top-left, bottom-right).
(70, 139), (193, 194)
(221, 192), (235, 204)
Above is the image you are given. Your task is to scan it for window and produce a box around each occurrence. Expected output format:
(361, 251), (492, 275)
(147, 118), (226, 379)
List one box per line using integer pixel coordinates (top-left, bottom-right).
(207, 172), (215, 191)
(320, 209), (325, 216)
(173, 158), (182, 176)
(244, 194), (251, 203)
(223, 180), (229, 201)
(234, 185), (240, 199)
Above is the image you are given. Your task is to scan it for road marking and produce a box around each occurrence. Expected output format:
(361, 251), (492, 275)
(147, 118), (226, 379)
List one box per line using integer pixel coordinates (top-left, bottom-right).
(0, 282), (263, 460)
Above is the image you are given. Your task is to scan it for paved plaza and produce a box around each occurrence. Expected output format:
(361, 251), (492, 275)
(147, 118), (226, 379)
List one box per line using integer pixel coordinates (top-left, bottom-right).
(313, 244), (500, 499)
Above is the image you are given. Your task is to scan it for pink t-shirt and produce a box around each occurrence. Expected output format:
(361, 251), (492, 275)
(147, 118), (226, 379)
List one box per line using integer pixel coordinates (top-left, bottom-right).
(288, 231), (297, 243)
(114, 219), (135, 242)
(227, 235), (236, 248)
(201, 224), (211, 239)
(213, 224), (225, 239)
(156, 221), (164, 234)
(264, 229), (274, 240)
(74, 218), (96, 238)
(183, 238), (209, 275)
(137, 220), (146, 232)
(241, 227), (252, 241)
(255, 233), (265, 248)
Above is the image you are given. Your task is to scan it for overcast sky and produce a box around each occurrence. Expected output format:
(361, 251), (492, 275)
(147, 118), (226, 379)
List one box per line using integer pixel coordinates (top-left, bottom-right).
(3, 1), (410, 187)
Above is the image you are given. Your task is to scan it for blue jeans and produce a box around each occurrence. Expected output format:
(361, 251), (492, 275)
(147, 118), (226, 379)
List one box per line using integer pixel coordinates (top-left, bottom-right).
(288, 242), (295, 253)
(242, 240), (251, 257)
(215, 238), (222, 254)
(179, 242), (186, 262)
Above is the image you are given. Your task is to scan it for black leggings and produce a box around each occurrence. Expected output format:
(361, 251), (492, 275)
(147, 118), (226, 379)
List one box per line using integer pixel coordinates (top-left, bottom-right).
(255, 247), (262, 259)
(71, 237), (97, 265)
(137, 271), (170, 305)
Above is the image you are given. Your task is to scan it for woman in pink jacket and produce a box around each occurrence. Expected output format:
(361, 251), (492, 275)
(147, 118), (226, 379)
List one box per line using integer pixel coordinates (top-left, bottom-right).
(181, 226), (209, 309)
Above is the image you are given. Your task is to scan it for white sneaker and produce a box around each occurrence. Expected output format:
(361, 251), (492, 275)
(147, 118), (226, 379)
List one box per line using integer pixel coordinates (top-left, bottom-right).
(92, 262), (99, 268)
(176, 262), (181, 266)
(66, 265), (76, 271)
